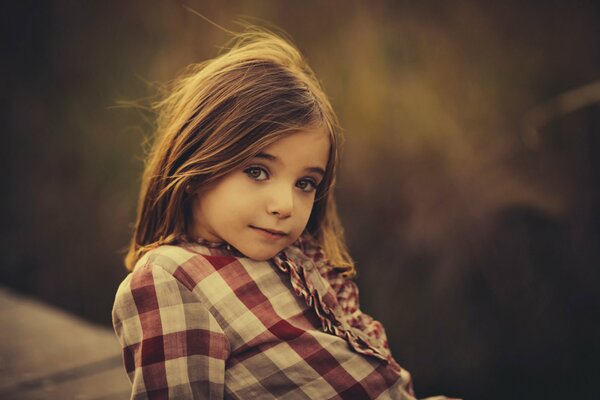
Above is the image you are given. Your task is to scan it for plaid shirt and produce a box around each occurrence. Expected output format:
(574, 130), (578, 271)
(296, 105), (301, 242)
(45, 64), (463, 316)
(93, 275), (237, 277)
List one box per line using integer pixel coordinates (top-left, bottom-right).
(112, 240), (450, 399)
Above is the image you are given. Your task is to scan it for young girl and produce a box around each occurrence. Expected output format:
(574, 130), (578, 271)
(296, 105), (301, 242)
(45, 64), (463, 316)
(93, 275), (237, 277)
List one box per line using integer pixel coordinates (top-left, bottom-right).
(112, 27), (453, 400)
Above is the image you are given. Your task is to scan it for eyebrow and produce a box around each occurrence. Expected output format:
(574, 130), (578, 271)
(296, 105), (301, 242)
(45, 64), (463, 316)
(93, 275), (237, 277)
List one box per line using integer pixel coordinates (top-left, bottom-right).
(253, 152), (326, 177)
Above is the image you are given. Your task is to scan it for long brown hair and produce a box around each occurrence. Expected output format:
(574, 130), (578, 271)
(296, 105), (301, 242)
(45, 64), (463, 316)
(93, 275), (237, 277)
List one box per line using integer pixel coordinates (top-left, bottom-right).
(125, 26), (355, 277)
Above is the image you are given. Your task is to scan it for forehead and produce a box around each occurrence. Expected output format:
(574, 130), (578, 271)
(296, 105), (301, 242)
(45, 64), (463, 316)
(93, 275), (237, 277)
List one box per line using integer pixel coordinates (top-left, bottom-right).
(259, 126), (331, 169)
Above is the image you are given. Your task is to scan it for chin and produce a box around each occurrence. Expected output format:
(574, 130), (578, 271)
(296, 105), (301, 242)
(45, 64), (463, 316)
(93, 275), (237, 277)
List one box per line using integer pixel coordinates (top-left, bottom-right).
(239, 246), (284, 261)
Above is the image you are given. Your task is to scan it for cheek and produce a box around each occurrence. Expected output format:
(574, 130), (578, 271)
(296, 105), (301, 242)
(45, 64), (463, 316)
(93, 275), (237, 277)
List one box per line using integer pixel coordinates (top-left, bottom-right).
(297, 195), (316, 222)
(215, 197), (248, 223)
(205, 177), (250, 210)
(200, 190), (238, 224)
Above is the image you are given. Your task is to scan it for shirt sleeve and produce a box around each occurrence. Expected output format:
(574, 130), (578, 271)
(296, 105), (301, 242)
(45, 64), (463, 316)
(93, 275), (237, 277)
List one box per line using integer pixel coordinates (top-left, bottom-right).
(112, 262), (231, 399)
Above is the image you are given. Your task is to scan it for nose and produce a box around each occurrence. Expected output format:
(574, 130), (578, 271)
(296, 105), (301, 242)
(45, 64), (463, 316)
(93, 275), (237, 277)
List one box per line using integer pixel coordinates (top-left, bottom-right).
(266, 183), (293, 218)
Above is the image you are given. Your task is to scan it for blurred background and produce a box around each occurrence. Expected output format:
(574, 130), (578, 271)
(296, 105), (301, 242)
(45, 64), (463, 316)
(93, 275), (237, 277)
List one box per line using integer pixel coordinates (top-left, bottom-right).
(3, 1), (599, 399)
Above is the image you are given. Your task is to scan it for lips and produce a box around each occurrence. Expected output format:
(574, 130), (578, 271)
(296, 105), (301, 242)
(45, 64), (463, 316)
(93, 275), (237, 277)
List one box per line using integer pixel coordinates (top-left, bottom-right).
(250, 226), (288, 236)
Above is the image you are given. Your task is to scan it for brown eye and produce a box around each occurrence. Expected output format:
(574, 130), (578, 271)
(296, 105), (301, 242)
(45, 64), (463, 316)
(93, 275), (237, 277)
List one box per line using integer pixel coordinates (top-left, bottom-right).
(244, 166), (268, 181)
(297, 178), (317, 193)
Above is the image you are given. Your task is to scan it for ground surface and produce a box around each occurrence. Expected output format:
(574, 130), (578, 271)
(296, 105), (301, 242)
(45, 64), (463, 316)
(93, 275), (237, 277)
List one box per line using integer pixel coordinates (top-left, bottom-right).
(0, 286), (130, 399)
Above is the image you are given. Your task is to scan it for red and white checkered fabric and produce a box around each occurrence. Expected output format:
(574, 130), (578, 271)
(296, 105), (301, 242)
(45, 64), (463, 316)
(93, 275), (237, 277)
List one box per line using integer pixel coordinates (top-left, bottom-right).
(112, 235), (451, 399)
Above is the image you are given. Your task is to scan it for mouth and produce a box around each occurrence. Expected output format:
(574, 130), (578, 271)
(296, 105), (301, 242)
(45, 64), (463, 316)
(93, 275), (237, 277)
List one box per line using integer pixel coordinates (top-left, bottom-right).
(250, 226), (288, 238)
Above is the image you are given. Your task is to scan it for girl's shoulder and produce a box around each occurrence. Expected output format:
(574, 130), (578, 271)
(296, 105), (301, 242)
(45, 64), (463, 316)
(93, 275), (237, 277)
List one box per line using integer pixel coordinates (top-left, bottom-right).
(114, 243), (246, 309)
(121, 242), (255, 295)
(133, 242), (241, 274)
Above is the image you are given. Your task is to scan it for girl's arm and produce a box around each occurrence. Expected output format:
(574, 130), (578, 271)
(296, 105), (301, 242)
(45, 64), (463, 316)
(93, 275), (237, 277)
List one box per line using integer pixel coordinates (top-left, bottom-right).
(112, 263), (230, 399)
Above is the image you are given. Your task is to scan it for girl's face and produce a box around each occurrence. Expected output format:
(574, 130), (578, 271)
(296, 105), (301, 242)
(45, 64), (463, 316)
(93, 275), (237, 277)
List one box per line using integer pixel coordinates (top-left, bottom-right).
(191, 126), (331, 261)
